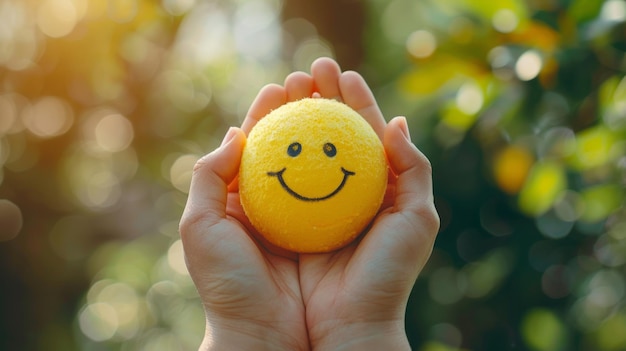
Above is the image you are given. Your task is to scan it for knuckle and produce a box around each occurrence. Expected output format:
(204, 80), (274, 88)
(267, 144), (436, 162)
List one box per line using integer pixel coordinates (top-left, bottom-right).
(179, 209), (221, 240)
(178, 212), (201, 240)
(192, 155), (211, 173)
(416, 150), (433, 175)
(410, 200), (440, 237)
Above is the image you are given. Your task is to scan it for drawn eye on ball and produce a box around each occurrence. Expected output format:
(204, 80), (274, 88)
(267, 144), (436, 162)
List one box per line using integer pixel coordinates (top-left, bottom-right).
(323, 143), (336, 157)
(287, 142), (302, 157)
(267, 141), (355, 202)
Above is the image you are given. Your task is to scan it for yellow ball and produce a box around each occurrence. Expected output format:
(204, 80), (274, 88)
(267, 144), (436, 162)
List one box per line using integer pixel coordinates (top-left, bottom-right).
(239, 98), (387, 253)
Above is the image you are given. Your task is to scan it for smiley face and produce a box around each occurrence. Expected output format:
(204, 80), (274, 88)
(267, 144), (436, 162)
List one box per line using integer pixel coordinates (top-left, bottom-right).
(239, 98), (387, 253)
(267, 142), (355, 202)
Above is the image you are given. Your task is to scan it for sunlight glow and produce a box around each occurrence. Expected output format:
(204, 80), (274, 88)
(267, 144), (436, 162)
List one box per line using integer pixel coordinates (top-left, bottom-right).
(162, 0), (196, 16)
(601, 0), (626, 22)
(233, 0), (281, 60)
(107, 0), (138, 23)
(0, 95), (19, 135)
(0, 2), (42, 71)
(63, 144), (139, 210)
(173, 6), (232, 66)
(456, 82), (483, 115)
(97, 282), (141, 339)
(22, 97), (74, 138)
(488, 46), (514, 80)
(169, 154), (199, 193)
(163, 70), (212, 113)
(515, 50), (543, 81)
(81, 278), (149, 341)
(37, 0), (78, 38)
(95, 113), (134, 152)
(293, 38), (334, 71)
(407, 30), (437, 58)
(86, 171), (121, 207)
(167, 240), (189, 275)
(492, 9), (519, 33)
(79, 303), (119, 342)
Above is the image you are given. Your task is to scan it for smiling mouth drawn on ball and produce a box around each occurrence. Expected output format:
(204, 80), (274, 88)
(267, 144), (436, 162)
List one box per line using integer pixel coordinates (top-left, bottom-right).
(267, 167), (355, 202)
(267, 141), (356, 202)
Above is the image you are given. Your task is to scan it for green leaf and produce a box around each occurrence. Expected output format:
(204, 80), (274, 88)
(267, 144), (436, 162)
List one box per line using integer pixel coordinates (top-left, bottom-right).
(398, 54), (486, 95)
(594, 313), (626, 351)
(568, 125), (620, 170)
(452, 0), (528, 23)
(521, 308), (568, 351)
(580, 184), (624, 222)
(568, 0), (604, 24)
(518, 161), (567, 216)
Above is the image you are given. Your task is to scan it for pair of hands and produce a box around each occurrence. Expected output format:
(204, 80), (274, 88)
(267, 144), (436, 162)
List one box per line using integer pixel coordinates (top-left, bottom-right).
(179, 58), (439, 351)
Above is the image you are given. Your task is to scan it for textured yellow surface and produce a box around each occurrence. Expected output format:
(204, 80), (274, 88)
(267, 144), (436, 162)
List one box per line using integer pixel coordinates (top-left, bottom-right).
(239, 98), (387, 253)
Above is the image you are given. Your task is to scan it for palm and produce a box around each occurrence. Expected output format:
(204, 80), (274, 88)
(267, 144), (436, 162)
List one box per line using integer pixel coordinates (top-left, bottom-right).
(299, 192), (424, 337)
(196, 210), (306, 338)
(297, 176), (397, 317)
(181, 133), (308, 349)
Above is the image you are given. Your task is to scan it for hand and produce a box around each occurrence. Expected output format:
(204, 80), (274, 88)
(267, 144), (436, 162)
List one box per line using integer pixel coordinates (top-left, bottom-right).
(179, 57), (439, 351)
(292, 59), (440, 350)
(179, 113), (307, 349)
(179, 58), (341, 351)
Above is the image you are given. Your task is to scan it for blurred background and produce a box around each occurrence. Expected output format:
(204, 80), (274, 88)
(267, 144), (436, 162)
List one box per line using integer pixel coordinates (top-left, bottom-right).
(0, 0), (625, 350)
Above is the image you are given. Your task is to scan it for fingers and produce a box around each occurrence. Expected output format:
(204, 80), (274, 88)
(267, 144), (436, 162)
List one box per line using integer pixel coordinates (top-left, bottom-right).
(311, 57), (342, 99)
(339, 71), (386, 140)
(239, 74), (310, 193)
(242, 72), (316, 133)
(311, 58), (386, 140)
(244, 57), (384, 142)
(301, 119), (437, 307)
(285, 71), (314, 101)
(241, 84), (286, 134)
(384, 117), (440, 235)
(180, 127), (246, 234)
(346, 117), (439, 289)
(383, 117), (439, 281)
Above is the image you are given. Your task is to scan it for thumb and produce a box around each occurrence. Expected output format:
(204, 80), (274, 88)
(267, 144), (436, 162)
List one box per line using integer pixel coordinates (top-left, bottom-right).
(380, 117), (439, 266)
(384, 117), (436, 221)
(179, 127), (246, 236)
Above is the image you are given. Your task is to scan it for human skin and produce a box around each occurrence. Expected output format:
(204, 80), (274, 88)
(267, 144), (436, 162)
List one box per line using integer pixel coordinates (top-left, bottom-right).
(179, 57), (440, 351)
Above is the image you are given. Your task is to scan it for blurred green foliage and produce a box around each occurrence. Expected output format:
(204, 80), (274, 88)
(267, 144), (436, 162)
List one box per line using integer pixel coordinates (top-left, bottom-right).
(0, 0), (625, 350)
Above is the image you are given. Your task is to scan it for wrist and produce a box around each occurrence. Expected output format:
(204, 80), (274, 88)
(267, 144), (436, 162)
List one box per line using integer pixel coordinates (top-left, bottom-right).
(200, 317), (308, 351)
(309, 319), (410, 351)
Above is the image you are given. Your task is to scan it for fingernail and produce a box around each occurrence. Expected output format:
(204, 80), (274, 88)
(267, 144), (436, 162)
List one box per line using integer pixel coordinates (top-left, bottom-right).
(220, 127), (238, 147)
(398, 116), (411, 141)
